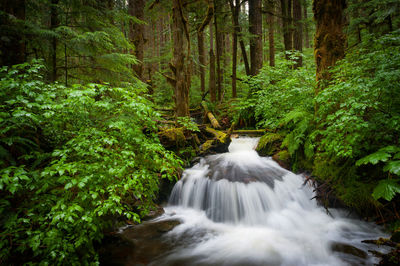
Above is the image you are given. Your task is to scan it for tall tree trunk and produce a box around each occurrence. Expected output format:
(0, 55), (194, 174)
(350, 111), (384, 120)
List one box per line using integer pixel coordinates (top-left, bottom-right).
(280, 0), (293, 60)
(198, 31), (206, 94)
(229, 0), (239, 98)
(313, 0), (347, 93)
(249, 0), (263, 75)
(266, 0), (275, 67)
(303, 0), (310, 48)
(197, 0), (214, 95)
(293, 0), (303, 68)
(50, 0), (59, 82)
(170, 0), (191, 117)
(128, 0), (145, 80)
(209, 23), (217, 102)
(230, 0), (250, 75)
(214, 0), (223, 101)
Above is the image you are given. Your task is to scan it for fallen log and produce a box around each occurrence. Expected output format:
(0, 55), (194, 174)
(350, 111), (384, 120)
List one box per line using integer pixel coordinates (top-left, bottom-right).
(199, 126), (231, 155)
(232, 129), (266, 135)
(201, 101), (221, 129)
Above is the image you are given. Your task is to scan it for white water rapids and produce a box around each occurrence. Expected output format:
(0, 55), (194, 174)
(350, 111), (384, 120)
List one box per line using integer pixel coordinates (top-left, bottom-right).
(151, 137), (389, 266)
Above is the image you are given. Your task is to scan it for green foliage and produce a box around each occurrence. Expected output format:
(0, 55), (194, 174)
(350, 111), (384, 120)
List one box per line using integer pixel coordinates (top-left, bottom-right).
(281, 110), (314, 157)
(232, 51), (315, 129)
(0, 61), (182, 264)
(312, 30), (400, 207)
(372, 179), (400, 201)
(177, 117), (200, 132)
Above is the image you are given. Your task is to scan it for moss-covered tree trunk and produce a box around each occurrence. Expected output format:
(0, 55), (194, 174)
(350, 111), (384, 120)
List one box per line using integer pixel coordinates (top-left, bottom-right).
(313, 0), (347, 93)
(171, 0), (191, 117)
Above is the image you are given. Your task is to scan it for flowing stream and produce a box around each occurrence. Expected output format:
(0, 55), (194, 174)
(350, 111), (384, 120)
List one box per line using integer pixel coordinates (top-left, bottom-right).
(150, 137), (389, 266)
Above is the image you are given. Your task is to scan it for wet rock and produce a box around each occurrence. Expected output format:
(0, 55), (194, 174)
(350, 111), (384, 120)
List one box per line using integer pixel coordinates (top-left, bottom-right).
(272, 150), (290, 169)
(256, 133), (283, 157)
(122, 219), (181, 240)
(99, 219), (181, 265)
(142, 206), (165, 221)
(331, 242), (368, 259)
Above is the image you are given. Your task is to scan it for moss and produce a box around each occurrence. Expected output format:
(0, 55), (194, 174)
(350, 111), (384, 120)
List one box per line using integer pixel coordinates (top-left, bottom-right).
(205, 126), (229, 143)
(159, 127), (186, 147)
(200, 139), (215, 153)
(276, 150), (290, 162)
(256, 133), (283, 156)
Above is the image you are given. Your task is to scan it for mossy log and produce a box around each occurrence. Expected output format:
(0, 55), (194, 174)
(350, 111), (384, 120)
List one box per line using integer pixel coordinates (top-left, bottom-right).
(158, 127), (186, 148)
(233, 129), (266, 135)
(201, 101), (221, 129)
(199, 126), (231, 155)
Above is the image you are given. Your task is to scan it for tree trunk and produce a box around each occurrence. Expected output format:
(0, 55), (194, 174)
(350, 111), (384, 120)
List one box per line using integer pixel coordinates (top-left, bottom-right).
(266, 0), (275, 67)
(209, 23), (217, 102)
(214, 0), (223, 101)
(313, 0), (347, 93)
(170, 0), (191, 117)
(249, 0), (263, 75)
(303, 0), (310, 48)
(128, 0), (145, 80)
(50, 0), (59, 82)
(230, 0), (250, 75)
(229, 0), (239, 97)
(280, 0), (293, 60)
(197, 0), (214, 95)
(198, 31), (206, 94)
(293, 0), (303, 68)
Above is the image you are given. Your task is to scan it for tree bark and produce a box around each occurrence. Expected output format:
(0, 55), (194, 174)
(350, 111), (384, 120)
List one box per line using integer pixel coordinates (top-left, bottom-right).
(230, 0), (250, 75)
(214, 0), (223, 101)
(197, 0), (214, 95)
(266, 0), (275, 67)
(293, 0), (303, 68)
(280, 0), (293, 60)
(249, 0), (263, 75)
(198, 31), (206, 94)
(229, 0), (239, 98)
(170, 0), (191, 117)
(313, 0), (347, 93)
(209, 23), (217, 102)
(303, 0), (310, 48)
(50, 0), (59, 82)
(128, 0), (145, 80)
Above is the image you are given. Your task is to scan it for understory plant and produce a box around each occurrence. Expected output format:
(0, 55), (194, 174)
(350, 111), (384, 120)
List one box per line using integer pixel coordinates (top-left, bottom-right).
(0, 60), (182, 264)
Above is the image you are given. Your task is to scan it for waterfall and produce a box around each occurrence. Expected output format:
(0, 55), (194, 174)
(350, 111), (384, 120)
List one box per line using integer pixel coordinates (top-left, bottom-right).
(152, 137), (389, 266)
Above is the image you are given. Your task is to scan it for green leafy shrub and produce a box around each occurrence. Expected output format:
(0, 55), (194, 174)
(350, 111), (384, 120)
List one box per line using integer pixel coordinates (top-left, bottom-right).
(312, 30), (400, 208)
(232, 51), (315, 129)
(0, 61), (182, 264)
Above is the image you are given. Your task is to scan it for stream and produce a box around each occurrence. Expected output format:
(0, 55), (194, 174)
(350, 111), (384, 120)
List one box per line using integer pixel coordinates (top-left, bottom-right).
(114, 137), (390, 265)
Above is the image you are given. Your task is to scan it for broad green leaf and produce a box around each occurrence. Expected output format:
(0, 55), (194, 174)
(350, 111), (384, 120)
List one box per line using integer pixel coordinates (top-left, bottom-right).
(383, 160), (400, 175)
(372, 179), (400, 201)
(356, 150), (392, 166)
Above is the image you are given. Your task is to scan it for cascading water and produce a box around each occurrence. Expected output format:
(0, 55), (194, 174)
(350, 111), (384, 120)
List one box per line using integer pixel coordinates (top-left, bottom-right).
(151, 137), (389, 266)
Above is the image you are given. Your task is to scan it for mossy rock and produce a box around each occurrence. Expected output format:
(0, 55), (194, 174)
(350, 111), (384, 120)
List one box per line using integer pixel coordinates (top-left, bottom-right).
(272, 150), (290, 169)
(256, 133), (283, 156)
(158, 127), (186, 148)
